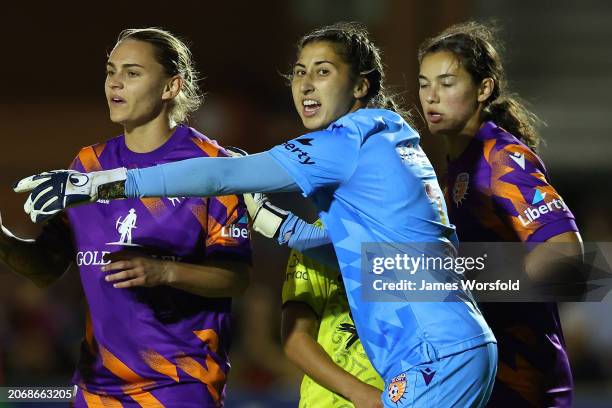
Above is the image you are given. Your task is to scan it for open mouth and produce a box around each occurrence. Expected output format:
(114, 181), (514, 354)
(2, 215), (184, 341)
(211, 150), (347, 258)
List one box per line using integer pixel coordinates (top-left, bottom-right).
(303, 99), (321, 117)
(427, 112), (442, 124)
(110, 96), (126, 105)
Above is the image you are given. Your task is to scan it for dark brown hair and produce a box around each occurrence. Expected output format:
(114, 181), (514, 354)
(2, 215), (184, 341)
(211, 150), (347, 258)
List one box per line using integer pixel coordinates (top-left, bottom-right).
(294, 22), (409, 119)
(418, 22), (542, 150)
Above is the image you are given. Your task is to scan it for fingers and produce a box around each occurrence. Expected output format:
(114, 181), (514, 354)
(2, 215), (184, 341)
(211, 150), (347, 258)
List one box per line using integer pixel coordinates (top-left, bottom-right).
(109, 276), (146, 289)
(102, 259), (148, 288)
(24, 194), (33, 215)
(243, 193), (260, 218)
(13, 174), (51, 193)
(25, 189), (61, 223)
(105, 268), (141, 282)
(30, 208), (58, 224)
(102, 260), (135, 273)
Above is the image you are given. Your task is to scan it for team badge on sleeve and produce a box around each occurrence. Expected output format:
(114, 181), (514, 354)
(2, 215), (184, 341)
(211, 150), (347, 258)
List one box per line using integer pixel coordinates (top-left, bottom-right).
(452, 172), (470, 206)
(387, 372), (407, 403)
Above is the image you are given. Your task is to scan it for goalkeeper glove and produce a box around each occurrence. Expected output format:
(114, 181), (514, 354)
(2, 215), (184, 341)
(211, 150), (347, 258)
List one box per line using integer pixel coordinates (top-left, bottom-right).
(13, 168), (127, 223)
(243, 192), (288, 239)
(223, 146), (289, 239)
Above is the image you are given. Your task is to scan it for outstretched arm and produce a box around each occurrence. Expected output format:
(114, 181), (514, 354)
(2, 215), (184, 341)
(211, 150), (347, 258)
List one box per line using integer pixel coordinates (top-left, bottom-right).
(125, 152), (298, 197)
(14, 153), (299, 223)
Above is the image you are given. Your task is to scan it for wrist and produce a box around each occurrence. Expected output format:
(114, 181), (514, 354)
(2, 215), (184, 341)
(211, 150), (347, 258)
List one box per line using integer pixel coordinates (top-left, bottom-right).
(162, 261), (177, 285)
(93, 168), (128, 200)
(97, 180), (127, 200)
(338, 374), (365, 402)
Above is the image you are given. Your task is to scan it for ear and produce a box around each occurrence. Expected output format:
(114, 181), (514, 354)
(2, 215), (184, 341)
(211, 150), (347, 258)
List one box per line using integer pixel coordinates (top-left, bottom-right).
(477, 77), (495, 103)
(353, 77), (370, 100)
(162, 75), (182, 101)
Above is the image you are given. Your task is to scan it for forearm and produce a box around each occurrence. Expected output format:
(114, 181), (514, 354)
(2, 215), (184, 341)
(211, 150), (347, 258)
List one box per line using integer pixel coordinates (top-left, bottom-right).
(284, 331), (368, 400)
(279, 214), (338, 270)
(165, 259), (250, 297)
(124, 152), (298, 198)
(0, 227), (69, 287)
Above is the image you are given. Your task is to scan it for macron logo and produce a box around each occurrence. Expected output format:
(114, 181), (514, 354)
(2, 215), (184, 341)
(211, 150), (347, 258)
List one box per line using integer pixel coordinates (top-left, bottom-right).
(296, 138), (313, 146)
(509, 152), (525, 170)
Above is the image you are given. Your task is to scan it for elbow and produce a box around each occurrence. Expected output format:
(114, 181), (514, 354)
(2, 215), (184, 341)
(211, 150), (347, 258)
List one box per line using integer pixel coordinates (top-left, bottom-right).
(282, 331), (306, 364)
(525, 243), (587, 300)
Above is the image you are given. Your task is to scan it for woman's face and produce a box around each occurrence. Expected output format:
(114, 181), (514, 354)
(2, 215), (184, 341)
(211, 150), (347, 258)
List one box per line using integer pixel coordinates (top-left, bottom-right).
(291, 41), (363, 130)
(418, 51), (482, 136)
(105, 39), (171, 127)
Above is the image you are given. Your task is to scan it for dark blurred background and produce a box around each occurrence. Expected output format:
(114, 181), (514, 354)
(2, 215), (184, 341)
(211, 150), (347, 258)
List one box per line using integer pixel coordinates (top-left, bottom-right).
(1, 1), (611, 407)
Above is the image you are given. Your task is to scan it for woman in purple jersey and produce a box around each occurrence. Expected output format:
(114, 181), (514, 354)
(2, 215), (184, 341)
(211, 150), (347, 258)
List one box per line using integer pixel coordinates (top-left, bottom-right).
(417, 22), (583, 407)
(0, 28), (251, 407)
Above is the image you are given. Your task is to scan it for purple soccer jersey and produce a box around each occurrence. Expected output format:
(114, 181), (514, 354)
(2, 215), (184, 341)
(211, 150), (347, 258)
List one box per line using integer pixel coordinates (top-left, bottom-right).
(446, 121), (577, 407)
(44, 125), (251, 407)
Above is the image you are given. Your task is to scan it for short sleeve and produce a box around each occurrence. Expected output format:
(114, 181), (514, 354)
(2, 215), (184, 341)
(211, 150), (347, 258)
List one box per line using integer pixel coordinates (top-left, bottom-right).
(488, 143), (578, 243)
(205, 195), (252, 263)
(268, 126), (360, 196)
(282, 249), (331, 317)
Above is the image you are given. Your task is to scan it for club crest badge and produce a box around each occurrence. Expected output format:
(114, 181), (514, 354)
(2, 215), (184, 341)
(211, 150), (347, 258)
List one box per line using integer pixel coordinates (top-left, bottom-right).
(387, 372), (407, 404)
(452, 172), (470, 206)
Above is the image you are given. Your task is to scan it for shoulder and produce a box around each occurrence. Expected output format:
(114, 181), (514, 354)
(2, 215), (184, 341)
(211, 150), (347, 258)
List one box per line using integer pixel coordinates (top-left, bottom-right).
(333, 109), (416, 138)
(182, 126), (230, 158)
(482, 122), (546, 174)
(71, 135), (122, 171)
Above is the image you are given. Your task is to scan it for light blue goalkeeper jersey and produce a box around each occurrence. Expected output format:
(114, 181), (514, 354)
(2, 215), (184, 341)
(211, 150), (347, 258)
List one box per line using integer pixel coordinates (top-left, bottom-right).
(268, 109), (495, 378)
(124, 108), (496, 381)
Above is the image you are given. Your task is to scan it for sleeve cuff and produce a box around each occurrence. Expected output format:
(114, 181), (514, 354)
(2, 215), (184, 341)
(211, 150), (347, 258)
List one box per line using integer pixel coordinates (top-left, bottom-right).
(527, 217), (579, 243)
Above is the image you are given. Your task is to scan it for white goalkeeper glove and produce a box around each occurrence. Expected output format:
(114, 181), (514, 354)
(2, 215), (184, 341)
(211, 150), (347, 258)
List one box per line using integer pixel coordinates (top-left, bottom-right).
(243, 192), (289, 239)
(13, 168), (127, 223)
(223, 146), (289, 239)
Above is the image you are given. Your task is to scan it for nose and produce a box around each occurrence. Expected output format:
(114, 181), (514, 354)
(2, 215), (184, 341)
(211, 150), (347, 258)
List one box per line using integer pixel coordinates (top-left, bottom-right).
(299, 73), (314, 94)
(425, 85), (438, 104)
(107, 75), (123, 90)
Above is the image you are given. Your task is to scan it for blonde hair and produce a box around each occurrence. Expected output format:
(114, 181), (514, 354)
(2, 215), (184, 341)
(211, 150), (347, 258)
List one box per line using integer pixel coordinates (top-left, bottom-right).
(117, 27), (202, 123)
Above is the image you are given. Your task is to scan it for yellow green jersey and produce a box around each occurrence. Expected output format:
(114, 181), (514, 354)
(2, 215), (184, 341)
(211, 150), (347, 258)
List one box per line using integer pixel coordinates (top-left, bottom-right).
(282, 223), (384, 407)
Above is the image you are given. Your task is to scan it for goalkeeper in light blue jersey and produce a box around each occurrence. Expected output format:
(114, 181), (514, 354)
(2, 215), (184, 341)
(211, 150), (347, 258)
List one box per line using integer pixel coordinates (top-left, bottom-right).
(15, 23), (497, 407)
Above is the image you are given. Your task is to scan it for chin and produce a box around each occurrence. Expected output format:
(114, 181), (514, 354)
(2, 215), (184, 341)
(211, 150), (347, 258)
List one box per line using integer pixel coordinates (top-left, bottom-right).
(109, 115), (126, 125)
(307, 118), (333, 131)
(300, 117), (319, 130)
(426, 123), (448, 136)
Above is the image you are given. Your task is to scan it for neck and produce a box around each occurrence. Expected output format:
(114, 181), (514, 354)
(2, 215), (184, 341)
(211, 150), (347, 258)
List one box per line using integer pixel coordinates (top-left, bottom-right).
(445, 107), (485, 161)
(124, 114), (176, 153)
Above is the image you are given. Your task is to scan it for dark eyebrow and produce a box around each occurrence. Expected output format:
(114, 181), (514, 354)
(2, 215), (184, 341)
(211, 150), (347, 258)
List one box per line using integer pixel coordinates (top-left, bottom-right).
(418, 73), (456, 81)
(293, 60), (336, 69)
(106, 62), (145, 69)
